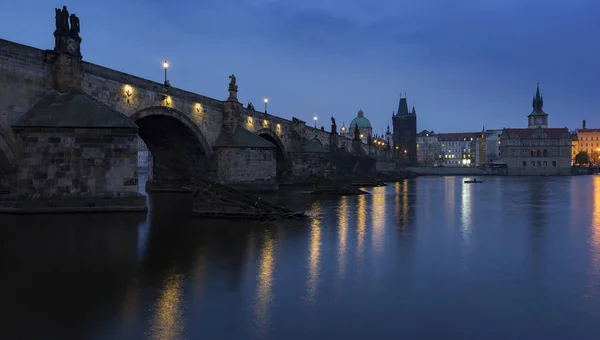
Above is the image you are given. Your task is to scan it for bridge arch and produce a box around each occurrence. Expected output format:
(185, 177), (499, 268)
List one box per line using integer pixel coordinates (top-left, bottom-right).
(255, 128), (287, 178)
(132, 106), (212, 189)
(311, 138), (322, 145)
(0, 123), (21, 177)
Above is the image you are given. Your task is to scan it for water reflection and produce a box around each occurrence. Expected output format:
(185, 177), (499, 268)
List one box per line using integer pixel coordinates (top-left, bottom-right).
(461, 181), (473, 245)
(394, 182), (401, 226)
(445, 178), (456, 229)
(337, 196), (349, 282)
(5, 178), (600, 339)
(306, 201), (322, 305)
(460, 180), (474, 272)
(356, 194), (367, 263)
(528, 179), (548, 229)
(191, 249), (208, 304)
(254, 231), (277, 335)
(147, 270), (185, 340)
(589, 177), (600, 298)
(371, 186), (386, 256)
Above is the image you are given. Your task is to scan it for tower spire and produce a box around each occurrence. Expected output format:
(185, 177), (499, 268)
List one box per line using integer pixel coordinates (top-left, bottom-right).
(531, 81), (545, 114)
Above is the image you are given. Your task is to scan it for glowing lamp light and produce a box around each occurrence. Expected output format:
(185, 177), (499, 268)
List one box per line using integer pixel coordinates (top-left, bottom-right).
(196, 103), (202, 113)
(124, 85), (132, 97)
(163, 60), (169, 69)
(264, 97), (269, 103)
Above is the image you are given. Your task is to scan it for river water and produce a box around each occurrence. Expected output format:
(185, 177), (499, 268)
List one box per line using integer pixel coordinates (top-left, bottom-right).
(1, 176), (600, 339)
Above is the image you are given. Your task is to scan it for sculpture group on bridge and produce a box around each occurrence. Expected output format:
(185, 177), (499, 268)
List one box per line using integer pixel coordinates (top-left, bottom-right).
(54, 6), (80, 38)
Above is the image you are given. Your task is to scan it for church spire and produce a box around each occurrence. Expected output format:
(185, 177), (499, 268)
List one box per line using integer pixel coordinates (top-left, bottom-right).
(531, 81), (546, 115)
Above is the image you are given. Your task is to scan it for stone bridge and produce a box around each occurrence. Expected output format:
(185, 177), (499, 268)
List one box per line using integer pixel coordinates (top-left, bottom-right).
(0, 6), (393, 204)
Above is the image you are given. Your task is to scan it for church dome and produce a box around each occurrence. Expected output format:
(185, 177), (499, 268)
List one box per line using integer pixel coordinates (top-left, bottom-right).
(349, 109), (372, 129)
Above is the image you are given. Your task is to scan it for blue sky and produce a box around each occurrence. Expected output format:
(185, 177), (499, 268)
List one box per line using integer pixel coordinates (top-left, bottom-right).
(2, 0), (599, 133)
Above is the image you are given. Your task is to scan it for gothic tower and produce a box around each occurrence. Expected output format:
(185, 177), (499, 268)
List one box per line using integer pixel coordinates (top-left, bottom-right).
(392, 94), (417, 164)
(527, 82), (548, 129)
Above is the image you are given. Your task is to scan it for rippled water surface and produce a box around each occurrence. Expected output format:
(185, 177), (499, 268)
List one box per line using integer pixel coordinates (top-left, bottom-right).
(2, 176), (600, 339)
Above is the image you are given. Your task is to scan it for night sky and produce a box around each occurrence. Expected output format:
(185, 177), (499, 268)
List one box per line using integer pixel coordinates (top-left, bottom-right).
(2, 0), (599, 133)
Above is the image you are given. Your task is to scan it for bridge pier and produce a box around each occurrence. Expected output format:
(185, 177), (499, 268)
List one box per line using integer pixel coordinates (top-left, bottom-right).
(209, 75), (279, 192)
(0, 89), (146, 213)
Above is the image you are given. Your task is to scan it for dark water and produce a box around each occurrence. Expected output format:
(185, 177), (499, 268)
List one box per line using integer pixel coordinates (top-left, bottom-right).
(2, 176), (600, 340)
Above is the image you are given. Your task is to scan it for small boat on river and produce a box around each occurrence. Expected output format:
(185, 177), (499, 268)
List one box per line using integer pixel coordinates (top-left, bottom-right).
(464, 179), (483, 184)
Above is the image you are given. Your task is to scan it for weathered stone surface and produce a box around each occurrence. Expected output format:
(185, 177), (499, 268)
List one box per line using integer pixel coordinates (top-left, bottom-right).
(212, 147), (277, 191)
(9, 127), (139, 195)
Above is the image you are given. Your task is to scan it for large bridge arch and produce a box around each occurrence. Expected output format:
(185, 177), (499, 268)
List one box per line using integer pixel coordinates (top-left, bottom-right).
(255, 128), (287, 179)
(132, 106), (212, 189)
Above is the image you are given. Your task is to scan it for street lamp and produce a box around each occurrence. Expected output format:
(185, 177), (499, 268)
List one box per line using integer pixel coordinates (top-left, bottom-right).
(264, 97), (268, 113)
(163, 60), (169, 86)
(313, 116), (318, 128)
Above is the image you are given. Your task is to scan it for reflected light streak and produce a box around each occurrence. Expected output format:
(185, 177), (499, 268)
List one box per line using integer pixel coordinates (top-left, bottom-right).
(306, 201), (322, 305)
(461, 182), (473, 245)
(460, 182), (473, 272)
(337, 196), (349, 281)
(357, 194), (366, 263)
(402, 181), (409, 231)
(588, 177), (600, 298)
(394, 182), (401, 226)
(445, 178), (456, 229)
(254, 234), (276, 335)
(147, 271), (185, 340)
(372, 186), (386, 255)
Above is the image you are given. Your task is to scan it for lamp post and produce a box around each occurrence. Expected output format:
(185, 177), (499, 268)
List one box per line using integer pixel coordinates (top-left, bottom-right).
(313, 116), (318, 128)
(163, 60), (169, 86)
(264, 97), (268, 113)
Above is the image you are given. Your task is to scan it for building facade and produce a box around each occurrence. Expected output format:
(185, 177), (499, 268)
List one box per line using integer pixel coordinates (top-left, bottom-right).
(573, 120), (600, 164)
(436, 132), (480, 167)
(498, 83), (572, 175)
(416, 130), (439, 166)
(392, 95), (417, 164)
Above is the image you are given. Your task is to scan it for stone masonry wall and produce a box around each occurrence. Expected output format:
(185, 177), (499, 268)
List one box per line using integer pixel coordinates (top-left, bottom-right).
(0, 39), (54, 124)
(214, 147), (276, 185)
(376, 161), (400, 173)
(81, 63), (224, 146)
(290, 152), (332, 178)
(9, 127), (139, 194)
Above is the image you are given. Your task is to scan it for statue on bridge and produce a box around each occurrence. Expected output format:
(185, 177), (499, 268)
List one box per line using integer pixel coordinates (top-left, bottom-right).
(70, 14), (80, 37)
(228, 74), (238, 91)
(331, 117), (337, 134)
(247, 102), (255, 111)
(353, 123), (360, 140)
(55, 6), (79, 38)
(55, 6), (69, 34)
(367, 134), (372, 145)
